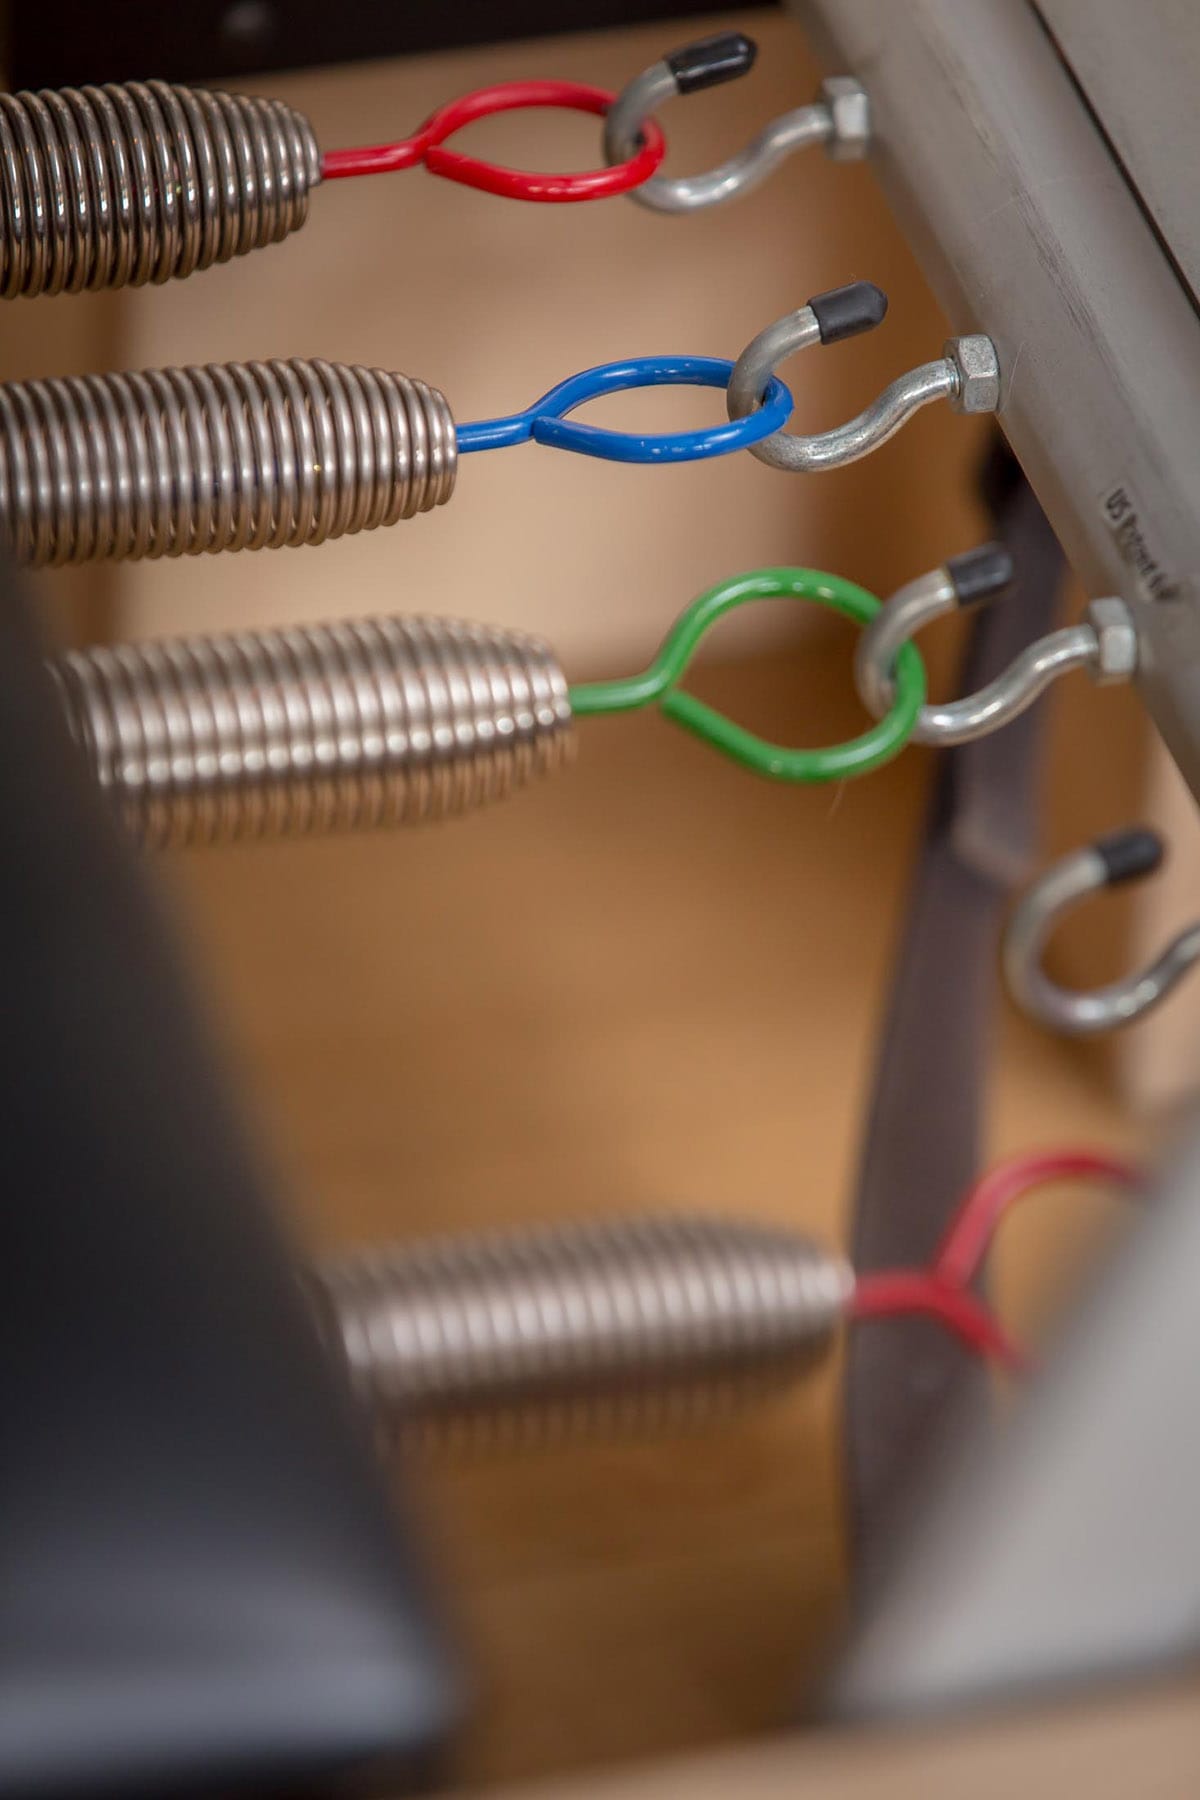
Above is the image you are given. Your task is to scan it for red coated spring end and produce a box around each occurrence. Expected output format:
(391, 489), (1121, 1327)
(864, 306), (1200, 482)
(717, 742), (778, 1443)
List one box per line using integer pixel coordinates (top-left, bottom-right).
(321, 79), (666, 201)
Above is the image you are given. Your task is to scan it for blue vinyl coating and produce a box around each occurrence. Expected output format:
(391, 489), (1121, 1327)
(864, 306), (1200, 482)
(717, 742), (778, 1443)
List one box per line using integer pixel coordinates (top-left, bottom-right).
(456, 356), (792, 464)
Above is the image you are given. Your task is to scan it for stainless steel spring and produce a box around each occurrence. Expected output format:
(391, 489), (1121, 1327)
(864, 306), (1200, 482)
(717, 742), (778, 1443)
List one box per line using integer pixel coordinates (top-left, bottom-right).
(311, 1214), (851, 1445)
(0, 81), (321, 297)
(0, 358), (457, 566)
(50, 613), (573, 846)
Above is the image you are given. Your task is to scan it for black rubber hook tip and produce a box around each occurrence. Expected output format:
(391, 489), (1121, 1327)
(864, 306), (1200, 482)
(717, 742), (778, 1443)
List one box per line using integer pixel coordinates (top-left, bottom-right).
(1094, 827), (1165, 887)
(809, 281), (889, 345)
(667, 33), (757, 94)
(947, 542), (1014, 608)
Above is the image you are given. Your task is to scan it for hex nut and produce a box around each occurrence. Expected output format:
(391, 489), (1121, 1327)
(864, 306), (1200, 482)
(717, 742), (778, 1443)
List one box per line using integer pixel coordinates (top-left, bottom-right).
(1087, 596), (1139, 684)
(819, 76), (871, 161)
(946, 334), (1001, 413)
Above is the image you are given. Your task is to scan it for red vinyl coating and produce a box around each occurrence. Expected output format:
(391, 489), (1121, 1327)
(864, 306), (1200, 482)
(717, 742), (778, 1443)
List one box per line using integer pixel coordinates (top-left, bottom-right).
(851, 1148), (1142, 1370)
(321, 80), (665, 201)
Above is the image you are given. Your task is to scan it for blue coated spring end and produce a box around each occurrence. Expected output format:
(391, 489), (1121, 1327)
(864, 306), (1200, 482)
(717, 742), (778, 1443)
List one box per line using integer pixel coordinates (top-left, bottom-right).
(457, 355), (793, 465)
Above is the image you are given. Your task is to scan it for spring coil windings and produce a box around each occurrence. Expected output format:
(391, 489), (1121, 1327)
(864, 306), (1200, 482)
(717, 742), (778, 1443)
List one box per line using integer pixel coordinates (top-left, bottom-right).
(49, 614), (574, 846)
(0, 358), (457, 565)
(312, 1213), (850, 1443)
(0, 80), (321, 296)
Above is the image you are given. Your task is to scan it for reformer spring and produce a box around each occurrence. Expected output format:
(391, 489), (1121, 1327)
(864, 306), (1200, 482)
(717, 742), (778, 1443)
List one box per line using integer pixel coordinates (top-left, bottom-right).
(51, 551), (1119, 849)
(0, 331), (793, 565)
(0, 33), (855, 298)
(49, 569), (928, 848)
(0, 282), (995, 569)
(0, 73), (658, 298)
(0, 349), (790, 567)
(307, 1155), (1140, 1446)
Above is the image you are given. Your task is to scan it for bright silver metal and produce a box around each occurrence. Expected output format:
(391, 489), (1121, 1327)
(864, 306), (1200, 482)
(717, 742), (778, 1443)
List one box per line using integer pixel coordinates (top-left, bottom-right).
(0, 80), (320, 296)
(855, 579), (1135, 746)
(313, 1212), (851, 1444)
(50, 613), (572, 846)
(0, 359), (456, 565)
(1004, 839), (1200, 1035)
(726, 309), (997, 472)
(603, 61), (867, 213)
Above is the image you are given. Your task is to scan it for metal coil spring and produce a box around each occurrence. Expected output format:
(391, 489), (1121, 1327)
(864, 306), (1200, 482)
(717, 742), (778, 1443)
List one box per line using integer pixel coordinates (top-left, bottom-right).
(0, 358), (457, 566)
(0, 80), (321, 297)
(50, 614), (574, 846)
(312, 1214), (851, 1445)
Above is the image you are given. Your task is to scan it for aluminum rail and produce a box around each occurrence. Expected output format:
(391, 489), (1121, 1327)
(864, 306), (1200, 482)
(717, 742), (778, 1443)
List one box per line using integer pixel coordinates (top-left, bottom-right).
(793, 0), (1200, 800)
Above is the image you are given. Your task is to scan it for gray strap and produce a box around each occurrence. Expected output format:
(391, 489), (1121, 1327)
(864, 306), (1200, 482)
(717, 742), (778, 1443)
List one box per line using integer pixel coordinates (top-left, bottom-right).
(844, 449), (1066, 1581)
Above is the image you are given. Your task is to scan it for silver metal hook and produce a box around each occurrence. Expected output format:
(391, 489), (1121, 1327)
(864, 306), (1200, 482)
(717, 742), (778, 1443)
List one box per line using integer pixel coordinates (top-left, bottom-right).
(602, 32), (869, 214)
(1003, 829), (1200, 1035)
(854, 556), (1138, 745)
(726, 304), (1001, 473)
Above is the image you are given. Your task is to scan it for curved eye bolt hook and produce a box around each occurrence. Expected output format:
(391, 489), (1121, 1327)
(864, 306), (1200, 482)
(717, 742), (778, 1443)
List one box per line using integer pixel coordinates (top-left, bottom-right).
(726, 290), (1001, 472)
(854, 555), (1139, 744)
(602, 31), (870, 213)
(1003, 829), (1200, 1036)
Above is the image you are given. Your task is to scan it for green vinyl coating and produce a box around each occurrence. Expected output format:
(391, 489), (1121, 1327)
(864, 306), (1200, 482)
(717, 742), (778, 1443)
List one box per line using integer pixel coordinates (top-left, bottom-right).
(568, 566), (927, 782)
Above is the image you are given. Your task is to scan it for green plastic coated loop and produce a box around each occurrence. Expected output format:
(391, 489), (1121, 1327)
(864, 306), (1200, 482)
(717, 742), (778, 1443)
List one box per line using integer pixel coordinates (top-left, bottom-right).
(568, 567), (927, 782)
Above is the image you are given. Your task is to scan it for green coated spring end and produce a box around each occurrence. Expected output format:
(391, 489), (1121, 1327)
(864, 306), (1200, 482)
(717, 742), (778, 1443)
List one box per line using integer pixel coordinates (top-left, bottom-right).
(568, 567), (927, 782)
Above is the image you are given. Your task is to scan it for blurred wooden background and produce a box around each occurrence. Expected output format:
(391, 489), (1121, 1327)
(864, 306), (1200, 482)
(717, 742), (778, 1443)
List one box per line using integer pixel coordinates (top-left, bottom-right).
(3, 10), (1180, 1788)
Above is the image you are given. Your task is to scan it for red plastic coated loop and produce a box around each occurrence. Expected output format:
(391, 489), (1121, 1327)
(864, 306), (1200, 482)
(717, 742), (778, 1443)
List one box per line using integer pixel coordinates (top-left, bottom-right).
(933, 1149), (1140, 1292)
(851, 1273), (1030, 1375)
(850, 1147), (1143, 1373)
(321, 80), (666, 201)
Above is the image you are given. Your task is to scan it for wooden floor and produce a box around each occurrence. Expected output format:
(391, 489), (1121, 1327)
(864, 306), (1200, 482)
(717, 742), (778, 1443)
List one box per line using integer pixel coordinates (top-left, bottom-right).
(160, 629), (1148, 1788)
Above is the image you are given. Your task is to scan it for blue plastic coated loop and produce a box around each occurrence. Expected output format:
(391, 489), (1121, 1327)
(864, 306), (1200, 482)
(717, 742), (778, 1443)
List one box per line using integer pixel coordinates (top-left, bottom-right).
(456, 356), (794, 464)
